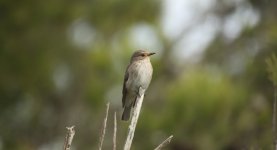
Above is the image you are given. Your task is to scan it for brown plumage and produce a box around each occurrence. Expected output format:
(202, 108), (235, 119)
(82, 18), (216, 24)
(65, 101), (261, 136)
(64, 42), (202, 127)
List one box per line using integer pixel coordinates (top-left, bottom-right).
(121, 50), (155, 121)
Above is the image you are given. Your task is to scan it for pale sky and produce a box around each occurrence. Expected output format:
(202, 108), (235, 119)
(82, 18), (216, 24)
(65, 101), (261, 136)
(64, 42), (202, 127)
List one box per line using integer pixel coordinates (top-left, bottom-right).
(160, 0), (260, 63)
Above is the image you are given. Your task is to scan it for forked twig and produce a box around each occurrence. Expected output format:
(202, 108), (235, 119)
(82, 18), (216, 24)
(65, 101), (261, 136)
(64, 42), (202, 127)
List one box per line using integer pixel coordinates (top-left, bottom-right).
(63, 126), (75, 150)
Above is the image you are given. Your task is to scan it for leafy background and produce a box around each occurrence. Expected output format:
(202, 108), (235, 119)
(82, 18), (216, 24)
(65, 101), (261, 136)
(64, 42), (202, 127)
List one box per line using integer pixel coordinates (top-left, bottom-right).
(1, 0), (277, 149)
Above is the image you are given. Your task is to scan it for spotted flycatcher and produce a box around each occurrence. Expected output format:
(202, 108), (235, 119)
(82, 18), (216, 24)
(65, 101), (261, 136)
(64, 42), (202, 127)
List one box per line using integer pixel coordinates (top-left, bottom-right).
(121, 50), (155, 121)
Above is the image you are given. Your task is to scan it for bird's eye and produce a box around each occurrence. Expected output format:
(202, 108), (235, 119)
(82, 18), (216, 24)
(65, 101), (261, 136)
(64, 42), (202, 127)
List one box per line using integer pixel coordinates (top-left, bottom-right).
(141, 54), (145, 57)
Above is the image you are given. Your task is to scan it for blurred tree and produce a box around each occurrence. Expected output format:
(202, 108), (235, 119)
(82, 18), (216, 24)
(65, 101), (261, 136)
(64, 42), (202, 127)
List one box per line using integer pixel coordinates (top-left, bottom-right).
(0, 0), (160, 149)
(266, 54), (277, 86)
(0, 0), (277, 149)
(141, 0), (277, 149)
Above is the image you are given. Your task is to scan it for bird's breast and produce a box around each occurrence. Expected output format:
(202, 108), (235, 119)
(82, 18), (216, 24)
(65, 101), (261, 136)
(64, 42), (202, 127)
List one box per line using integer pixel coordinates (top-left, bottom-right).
(126, 59), (153, 91)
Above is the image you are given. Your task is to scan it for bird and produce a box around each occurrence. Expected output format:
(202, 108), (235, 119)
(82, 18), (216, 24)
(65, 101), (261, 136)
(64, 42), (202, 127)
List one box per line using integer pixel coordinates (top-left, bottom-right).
(121, 50), (155, 121)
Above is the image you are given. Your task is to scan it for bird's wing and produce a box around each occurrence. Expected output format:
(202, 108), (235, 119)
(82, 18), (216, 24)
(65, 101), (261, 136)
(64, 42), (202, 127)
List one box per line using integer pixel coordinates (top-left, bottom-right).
(122, 65), (129, 107)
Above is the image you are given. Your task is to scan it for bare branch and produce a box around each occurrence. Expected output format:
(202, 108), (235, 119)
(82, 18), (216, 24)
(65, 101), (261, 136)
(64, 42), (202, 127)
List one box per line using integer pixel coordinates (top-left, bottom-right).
(63, 126), (75, 150)
(98, 102), (110, 150)
(124, 87), (145, 150)
(154, 135), (173, 150)
(113, 112), (117, 150)
(273, 86), (277, 150)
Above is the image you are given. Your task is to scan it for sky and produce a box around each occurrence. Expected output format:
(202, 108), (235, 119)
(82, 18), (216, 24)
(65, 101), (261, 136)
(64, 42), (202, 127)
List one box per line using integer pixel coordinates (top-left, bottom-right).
(160, 0), (260, 63)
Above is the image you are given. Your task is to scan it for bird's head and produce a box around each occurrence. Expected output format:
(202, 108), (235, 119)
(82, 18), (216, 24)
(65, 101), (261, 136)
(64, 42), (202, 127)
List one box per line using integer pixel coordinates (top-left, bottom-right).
(130, 50), (155, 62)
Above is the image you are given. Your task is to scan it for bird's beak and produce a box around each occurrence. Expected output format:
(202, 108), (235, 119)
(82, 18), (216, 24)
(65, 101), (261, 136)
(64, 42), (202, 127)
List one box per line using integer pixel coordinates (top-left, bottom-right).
(148, 52), (156, 56)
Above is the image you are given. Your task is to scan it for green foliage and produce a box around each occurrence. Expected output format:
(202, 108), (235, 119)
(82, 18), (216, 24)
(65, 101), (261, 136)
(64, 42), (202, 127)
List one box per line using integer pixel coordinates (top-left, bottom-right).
(266, 54), (277, 86)
(0, 0), (277, 149)
(140, 69), (272, 149)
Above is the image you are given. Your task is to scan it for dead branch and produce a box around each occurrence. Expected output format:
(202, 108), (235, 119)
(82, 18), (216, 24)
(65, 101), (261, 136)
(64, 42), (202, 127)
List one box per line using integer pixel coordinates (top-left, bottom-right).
(98, 102), (110, 150)
(63, 126), (75, 150)
(154, 135), (173, 150)
(123, 87), (145, 150)
(113, 112), (117, 150)
(273, 86), (277, 150)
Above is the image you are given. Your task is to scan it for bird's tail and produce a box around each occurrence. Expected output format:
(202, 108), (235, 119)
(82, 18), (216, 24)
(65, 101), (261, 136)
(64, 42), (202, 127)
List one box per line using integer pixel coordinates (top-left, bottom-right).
(121, 107), (131, 121)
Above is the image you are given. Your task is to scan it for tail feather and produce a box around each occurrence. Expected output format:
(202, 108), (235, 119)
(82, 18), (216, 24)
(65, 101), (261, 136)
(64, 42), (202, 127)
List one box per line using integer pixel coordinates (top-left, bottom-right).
(121, 107), (131, 121)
